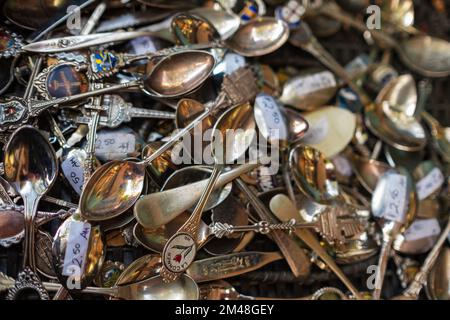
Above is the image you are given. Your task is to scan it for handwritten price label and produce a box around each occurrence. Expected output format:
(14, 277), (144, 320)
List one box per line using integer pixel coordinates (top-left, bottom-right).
(291, 71), (336, 96)
(95, 131), (136, 161)
(374, 173), (408, 223)
(61, 154), (84, 194)
(62, 221), (91, 277)
(225, 53), (246, 75)
(302, 117), (329, 145)
(416, 167), (444, 200)
(404, 218), (441, 241)
(255, 94), (288, 141)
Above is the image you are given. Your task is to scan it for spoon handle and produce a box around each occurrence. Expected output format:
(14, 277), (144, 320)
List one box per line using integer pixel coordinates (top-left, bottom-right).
(318, 2), (397, 49)
(402, 218), (450, 298)
(22, 195), (40, 270)
(187, 251), (283, 283)
(160, 164), (223, 282)
(372, 236), (394, 300)
(29, 80), (142, 114)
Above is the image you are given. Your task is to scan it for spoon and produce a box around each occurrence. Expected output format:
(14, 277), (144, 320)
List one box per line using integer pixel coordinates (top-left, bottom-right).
(80, 67), (257, 222)
(200, 281), (350, 300)
(393, 218), (441, 255)
(381, 0), (416, 35)
(172, 14), (289, 57)
(393, 218), (450, 300)
(134, 162), (262, 229)
(280, 68), (338, 111)
(0, 50), (216, 132)
(52, 214), (105, 291)
(163, 166), (232, 213)
(413, 161), (444, 219)
(289, 21), (371, 105)
(426, 247), (450, 300)
(6, 274), (199, 300)
(269, 194), (363, 299)
(289, 144), (340, 204)
(160, 103), (256, 282)
(371, 168), (417, 299)
(318, 2), (450, 78)
(4, 125), (58, 299)
(377, 74), (417, 117)
(187, 7), (241, 41)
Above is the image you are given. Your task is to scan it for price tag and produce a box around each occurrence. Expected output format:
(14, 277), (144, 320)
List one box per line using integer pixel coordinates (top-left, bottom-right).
(254, 94), (288, 141)
(130, 36), (157, 55)
(291, 71), (336, 96)
(404, 219), (441, 241)
(332, 155), (353, 177)
(302, 117), (329, 144)
(224, 53), (246, 75)
(416, 167), (444, 200)
(61, 154), (84, 194)
(62, 221), (91, 276)
(374, 173), (408, 222)
(95, 131), (136, 161)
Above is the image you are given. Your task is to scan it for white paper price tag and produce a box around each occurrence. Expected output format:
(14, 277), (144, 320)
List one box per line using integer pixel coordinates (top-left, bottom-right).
(61, 154), (84, 194)
(291, 71), (336, 96)
(62, 221), (91, 276)
(404, 218), (441, 241)
(95, 132), (136, 161)
(375, 173), (408, 222)
(225, 53), (246, 75)
(302, 117), (329, 144)
(130, 36), (157, 55)
(255, 94), (288, 141)
(416, 167), (444, 200)
(332, 155), (353, 177)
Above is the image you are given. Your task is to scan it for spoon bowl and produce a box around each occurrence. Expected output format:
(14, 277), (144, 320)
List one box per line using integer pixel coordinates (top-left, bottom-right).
(289, 144), (339, 203)
(226, 17), (289, 57)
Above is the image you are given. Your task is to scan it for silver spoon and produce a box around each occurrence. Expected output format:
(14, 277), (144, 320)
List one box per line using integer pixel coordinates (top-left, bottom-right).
(4, 125), (58, 299)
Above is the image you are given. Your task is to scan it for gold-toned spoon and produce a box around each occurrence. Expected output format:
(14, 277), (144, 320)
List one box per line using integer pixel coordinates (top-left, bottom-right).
(160, 103), (256, 282)
(4, 126), (58, 300)
(80, 67), (256, 222)
(422, 111), (450, 163)
(351, 154), (392, 193)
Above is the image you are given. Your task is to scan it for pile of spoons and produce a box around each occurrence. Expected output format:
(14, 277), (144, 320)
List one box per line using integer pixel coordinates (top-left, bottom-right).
(0, 0), (449, 301)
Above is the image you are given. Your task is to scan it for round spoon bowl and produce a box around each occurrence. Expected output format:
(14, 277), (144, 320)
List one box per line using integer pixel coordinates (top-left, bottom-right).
(145, 50), (216, 97)
(226, 17), (289, 57)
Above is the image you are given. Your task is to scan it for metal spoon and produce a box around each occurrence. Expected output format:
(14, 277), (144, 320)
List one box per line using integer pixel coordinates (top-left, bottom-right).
(160, 103), (256, 282)
(0, 50), (216, 132)
(80, 67), (257, 222)
(172, 14), (289, 57)
(371, 168), (417, 299)
(280, 68), (338, 111)
(318, 2), (450, 78)
(289, 144), (340, 204)
(289, 21), (371, 105)
(4, 125), (58, 299)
